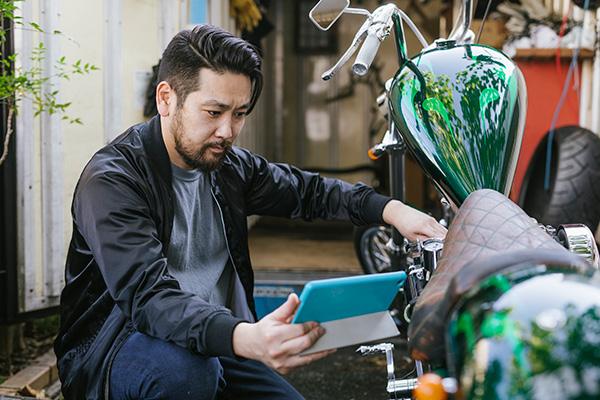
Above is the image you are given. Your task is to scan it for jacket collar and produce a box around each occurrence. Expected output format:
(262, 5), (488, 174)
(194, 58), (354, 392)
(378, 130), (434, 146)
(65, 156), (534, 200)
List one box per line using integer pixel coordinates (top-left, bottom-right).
(141, 115), (173, 190)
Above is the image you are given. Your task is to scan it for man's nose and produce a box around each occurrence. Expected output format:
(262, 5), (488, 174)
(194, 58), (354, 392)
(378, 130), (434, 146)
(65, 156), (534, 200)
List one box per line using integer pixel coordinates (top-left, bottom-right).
(215, 117), (233, 140)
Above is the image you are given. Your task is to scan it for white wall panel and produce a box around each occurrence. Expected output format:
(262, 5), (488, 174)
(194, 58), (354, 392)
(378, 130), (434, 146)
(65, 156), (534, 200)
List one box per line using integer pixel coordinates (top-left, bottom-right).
(104, 0), (123, 142)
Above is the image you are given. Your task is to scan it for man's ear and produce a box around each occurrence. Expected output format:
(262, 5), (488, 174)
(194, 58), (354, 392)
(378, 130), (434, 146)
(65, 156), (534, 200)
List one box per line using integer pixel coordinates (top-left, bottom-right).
(156, 81), (174, 116)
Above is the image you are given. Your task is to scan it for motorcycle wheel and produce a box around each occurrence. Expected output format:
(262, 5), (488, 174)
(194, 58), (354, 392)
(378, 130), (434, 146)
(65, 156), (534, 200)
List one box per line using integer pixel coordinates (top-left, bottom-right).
(353, 225), (392, 274)
(520, 125), (600, 240)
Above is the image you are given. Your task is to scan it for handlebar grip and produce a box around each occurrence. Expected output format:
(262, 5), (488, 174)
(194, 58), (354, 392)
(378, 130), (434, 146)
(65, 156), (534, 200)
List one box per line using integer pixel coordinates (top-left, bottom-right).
(352, 33), (381, 76)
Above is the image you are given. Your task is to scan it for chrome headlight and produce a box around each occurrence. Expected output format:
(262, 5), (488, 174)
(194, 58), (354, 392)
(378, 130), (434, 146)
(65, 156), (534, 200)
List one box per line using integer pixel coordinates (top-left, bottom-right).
(558, 224), (600, 269)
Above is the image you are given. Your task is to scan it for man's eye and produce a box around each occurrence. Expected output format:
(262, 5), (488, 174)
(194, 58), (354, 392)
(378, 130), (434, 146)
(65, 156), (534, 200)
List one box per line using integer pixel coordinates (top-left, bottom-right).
(207, 110), (221, 117)
(234, 112), (247, 118)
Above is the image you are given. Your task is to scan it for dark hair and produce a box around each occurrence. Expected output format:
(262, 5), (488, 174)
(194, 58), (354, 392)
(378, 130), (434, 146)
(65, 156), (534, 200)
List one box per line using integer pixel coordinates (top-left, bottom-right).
(158, 24), (263, 113)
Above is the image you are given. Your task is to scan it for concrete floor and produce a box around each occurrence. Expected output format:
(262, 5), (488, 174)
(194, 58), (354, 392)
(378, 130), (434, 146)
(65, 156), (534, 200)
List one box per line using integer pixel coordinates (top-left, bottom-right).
(248, 217), (412, 400)
(248, 217), (361, 273)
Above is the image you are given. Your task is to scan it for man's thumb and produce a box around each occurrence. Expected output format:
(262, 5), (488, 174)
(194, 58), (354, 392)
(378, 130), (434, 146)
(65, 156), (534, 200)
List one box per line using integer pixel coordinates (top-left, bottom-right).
(269, 293), (300, 321)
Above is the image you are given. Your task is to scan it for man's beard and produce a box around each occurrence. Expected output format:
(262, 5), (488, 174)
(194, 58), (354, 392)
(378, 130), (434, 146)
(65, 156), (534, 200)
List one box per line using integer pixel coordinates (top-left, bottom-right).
(172, 111), (232, 171)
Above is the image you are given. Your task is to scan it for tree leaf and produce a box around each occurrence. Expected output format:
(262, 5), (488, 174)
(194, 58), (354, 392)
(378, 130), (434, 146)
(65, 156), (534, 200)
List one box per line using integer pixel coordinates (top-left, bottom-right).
(29, 22), (44, 32)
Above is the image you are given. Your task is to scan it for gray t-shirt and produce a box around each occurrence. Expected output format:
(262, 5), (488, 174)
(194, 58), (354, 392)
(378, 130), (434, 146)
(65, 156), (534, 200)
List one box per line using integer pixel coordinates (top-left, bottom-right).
(166, 164), (252, 321)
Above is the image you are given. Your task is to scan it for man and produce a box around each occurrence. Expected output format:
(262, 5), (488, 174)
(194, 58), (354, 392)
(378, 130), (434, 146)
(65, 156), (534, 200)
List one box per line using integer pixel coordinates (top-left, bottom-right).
(54, 24), (447, 400)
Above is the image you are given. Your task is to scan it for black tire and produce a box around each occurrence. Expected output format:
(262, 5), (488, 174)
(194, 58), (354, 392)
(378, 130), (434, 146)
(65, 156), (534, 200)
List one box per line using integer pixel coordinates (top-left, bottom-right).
(519, 125), (600, 236)
(353, 225), (392, 274)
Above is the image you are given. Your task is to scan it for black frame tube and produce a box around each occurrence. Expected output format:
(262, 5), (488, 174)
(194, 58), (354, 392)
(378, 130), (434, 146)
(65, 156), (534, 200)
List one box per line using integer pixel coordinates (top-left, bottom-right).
(387, 144), (406, 271)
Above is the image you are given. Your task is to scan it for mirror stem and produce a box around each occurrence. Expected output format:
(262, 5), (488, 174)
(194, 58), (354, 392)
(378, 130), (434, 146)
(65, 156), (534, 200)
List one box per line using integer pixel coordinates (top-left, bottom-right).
(343, 7), (372, 16)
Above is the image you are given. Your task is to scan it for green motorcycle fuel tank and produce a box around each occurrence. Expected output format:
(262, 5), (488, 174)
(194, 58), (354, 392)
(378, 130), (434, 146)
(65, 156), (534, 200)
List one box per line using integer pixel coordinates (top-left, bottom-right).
(446, 264), (600, 399)
(388, 42), (526, 207)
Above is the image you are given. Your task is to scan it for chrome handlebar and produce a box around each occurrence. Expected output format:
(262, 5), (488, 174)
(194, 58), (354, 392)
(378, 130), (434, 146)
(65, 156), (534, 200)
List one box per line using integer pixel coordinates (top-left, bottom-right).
(320, 1), (474, 80)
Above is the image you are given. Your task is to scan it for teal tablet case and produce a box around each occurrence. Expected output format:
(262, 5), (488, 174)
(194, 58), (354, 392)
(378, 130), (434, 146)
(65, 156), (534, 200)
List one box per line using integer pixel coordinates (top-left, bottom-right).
(292, 271), (406, 324)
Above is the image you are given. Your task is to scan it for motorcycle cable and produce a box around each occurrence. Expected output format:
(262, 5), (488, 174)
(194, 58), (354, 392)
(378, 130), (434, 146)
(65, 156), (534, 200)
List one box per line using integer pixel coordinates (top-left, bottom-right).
(544, 0), (590, 190)
(475, 0), (494, 43)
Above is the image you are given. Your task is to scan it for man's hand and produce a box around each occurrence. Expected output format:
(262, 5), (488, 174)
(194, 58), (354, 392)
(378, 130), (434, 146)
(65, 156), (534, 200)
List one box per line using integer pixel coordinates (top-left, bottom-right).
(382, 199), (448, 241)
(232, 293), (333, 374)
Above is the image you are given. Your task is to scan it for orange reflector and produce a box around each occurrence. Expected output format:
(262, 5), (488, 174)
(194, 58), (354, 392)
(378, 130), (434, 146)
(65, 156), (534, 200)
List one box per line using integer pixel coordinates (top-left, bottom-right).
(414, 373), (447, 400)
(368, 149), (380, 160)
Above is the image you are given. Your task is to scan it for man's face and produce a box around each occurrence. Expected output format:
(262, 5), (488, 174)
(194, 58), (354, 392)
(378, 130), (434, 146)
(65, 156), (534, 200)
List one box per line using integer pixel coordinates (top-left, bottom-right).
(168, 69), (252, 171)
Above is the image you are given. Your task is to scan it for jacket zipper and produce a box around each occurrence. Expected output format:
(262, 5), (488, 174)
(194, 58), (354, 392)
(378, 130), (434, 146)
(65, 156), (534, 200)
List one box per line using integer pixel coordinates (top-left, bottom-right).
(210, 188), (240, 278)
(212, 186), (256, 322)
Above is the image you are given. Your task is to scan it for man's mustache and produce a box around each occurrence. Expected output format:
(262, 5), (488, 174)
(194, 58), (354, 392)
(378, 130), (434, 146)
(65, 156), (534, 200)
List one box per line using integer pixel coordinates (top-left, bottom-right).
(205, 141), (232, 151)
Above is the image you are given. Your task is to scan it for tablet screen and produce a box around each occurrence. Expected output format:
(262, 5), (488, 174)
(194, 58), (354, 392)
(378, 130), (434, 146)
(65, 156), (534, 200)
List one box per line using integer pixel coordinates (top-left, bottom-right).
(292, 271), (406, 324)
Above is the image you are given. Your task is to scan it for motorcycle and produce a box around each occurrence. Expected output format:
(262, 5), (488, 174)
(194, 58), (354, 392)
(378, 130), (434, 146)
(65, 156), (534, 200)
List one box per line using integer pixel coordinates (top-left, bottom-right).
(308, 0), (600, 398)
(352, 84), (454, 276)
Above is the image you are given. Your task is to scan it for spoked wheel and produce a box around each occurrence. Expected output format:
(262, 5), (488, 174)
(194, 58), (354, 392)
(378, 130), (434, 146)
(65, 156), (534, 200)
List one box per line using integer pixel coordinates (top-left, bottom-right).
(353, 225), (392, 274)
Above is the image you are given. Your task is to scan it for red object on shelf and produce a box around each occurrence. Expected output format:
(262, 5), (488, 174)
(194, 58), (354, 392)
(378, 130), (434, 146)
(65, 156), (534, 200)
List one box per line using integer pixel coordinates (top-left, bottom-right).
(509, 54), (583, 202)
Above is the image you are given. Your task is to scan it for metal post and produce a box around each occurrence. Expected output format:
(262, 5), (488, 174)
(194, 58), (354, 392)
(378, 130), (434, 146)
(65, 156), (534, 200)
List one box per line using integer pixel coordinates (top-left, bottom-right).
(103, 0), (123, 143)
(580, 60), (593, 129)
(16, 0), (39, 313)
(41, 0), (64, 301)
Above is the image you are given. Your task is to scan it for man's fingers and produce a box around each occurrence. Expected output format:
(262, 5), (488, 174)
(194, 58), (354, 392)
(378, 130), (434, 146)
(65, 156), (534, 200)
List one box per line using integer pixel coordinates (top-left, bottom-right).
(279, 324), (325, 355)
(268, 293), (300, 321)
(261, 324), (332, 374)
(412, 219), (447, 241)
(271, 321), (318, 343)
(430, 220), (448, 238)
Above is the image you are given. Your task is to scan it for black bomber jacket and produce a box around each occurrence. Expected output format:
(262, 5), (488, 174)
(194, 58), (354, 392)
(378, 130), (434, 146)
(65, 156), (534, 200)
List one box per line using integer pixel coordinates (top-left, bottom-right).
(54, 115), (392, 399)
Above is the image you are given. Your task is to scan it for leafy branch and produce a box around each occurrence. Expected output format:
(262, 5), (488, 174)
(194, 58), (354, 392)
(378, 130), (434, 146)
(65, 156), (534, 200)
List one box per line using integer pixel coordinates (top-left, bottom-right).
(0, 0), (98, 166)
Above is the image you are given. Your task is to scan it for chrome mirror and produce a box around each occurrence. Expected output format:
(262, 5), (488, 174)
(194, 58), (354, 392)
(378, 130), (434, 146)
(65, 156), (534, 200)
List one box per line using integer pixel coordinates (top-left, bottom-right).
(309, 0), (350, 31)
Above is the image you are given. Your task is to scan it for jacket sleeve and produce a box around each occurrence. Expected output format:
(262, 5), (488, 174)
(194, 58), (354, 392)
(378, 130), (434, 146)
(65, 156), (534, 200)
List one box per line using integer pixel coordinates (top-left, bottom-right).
(74, 170), (245, 358)
(238, 149), (392, 224)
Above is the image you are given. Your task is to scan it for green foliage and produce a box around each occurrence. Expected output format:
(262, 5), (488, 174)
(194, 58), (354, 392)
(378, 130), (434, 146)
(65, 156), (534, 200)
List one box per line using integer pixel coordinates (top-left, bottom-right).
(0, 0), (98, 165)
(1, 1), (98, 121)
(27, 314), (60, 338)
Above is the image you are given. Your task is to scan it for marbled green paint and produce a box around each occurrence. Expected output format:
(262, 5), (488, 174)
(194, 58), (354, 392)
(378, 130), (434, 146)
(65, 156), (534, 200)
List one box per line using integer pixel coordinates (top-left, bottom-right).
(446, 265), (600, 399)
(388, 43), (526, 206)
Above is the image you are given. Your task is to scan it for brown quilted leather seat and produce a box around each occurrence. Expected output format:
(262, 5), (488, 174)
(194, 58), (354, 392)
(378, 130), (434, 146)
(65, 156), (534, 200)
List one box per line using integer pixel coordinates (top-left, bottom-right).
(407, 189), (589, 363)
